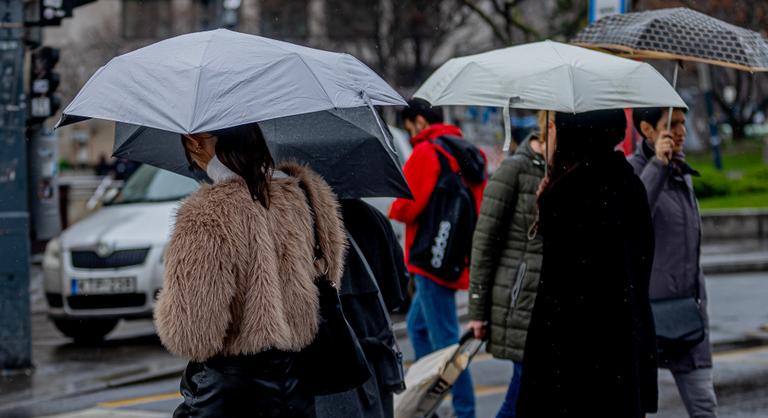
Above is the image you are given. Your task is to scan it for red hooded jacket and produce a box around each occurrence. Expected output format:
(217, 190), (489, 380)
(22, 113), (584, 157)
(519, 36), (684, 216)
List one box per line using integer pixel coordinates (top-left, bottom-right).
(389, 124), (487, 290)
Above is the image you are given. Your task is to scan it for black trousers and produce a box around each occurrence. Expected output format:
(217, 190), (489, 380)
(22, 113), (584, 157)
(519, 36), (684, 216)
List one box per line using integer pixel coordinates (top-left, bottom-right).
(174, 350), (316, 418)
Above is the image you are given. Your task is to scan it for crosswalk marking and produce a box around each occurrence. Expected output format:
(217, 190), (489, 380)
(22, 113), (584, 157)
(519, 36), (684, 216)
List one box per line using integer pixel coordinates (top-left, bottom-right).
(98, 392), (181, 408)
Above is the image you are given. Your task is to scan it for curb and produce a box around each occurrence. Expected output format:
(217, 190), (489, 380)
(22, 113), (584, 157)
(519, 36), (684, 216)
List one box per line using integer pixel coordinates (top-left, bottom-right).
(702, 258), (768, 275)
(0, 362), (186, 414)
(712, 330), (768, 353)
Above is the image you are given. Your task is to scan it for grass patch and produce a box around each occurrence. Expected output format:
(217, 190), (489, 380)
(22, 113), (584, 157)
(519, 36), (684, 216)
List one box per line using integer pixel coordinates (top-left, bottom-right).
(687, 139), (768, 209)
(699, 191), (768, 210)
(688, 141), (763, 170)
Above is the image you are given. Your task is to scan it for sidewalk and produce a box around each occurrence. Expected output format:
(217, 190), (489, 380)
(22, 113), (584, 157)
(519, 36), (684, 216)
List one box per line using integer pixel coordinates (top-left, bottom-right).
(701, 239), (768, 274)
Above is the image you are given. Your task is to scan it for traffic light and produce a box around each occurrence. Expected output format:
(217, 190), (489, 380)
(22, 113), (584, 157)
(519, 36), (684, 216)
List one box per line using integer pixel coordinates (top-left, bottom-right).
(27, 46), (61, 126)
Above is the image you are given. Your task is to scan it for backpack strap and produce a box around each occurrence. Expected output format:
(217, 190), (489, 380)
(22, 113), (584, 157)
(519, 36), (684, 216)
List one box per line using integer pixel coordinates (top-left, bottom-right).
(432, 142), (453, 176)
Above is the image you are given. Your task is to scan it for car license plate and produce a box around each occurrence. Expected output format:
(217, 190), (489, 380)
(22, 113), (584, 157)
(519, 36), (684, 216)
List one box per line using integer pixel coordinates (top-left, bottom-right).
(71, 277), (137, 295)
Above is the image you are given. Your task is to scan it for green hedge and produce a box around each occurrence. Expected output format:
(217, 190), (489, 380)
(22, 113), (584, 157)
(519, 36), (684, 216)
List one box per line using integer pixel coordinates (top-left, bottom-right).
(693, 165), (768, 199)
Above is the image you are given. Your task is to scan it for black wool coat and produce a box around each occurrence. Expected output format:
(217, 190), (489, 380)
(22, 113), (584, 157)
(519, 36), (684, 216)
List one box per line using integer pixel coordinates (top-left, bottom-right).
(517, 151), (658, 418)
(315, 199), (408, 418)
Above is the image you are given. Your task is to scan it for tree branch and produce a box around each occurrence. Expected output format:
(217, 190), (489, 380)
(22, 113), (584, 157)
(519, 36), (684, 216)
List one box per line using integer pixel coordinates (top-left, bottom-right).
(460, 0), (511, 44)
(490, 0), (506, 17)
(711, 67), (739, 124)
(509, 9), (541, 39)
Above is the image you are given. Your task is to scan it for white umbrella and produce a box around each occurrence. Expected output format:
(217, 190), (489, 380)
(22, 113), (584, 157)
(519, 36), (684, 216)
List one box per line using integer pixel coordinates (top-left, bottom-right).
(58, 29), (405, 132)
(414, 40), (687, 150)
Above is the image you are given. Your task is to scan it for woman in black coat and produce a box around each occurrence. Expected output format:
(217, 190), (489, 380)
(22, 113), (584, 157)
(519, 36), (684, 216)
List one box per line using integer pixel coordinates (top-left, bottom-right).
(315, 199), (408, 418)
(517, 109), (658, 418)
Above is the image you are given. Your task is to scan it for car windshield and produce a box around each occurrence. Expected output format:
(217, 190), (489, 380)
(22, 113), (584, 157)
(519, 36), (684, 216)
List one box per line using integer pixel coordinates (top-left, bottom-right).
(109, 165), (199, 205)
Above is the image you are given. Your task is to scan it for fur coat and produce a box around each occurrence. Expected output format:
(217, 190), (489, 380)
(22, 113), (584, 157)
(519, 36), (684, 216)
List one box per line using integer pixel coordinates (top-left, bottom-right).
(154, 163), (347, 362)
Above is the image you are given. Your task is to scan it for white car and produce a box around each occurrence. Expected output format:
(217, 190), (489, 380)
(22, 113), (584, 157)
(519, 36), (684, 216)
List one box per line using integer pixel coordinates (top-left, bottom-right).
(43, 127), (412, 342)
(43, 165), (199, 341)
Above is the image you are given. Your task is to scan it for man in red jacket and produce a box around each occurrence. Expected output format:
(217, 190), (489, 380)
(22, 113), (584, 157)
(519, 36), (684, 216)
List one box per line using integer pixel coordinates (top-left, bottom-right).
(389, 99), (486, 418)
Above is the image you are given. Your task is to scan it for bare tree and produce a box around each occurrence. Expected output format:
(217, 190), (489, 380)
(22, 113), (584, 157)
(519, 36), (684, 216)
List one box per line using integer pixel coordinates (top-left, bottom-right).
(57, 20), (155, 107)
(459, 0), (587, 46)
(710, 69), (767, 139)
(323, 0), (472, 90)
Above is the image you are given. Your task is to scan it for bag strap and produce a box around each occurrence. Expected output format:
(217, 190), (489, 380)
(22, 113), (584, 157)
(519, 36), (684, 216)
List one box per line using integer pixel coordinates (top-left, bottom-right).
(347, 233), (403, 352)
(297, 180), (327, 277)
(432, 142), (453, 176)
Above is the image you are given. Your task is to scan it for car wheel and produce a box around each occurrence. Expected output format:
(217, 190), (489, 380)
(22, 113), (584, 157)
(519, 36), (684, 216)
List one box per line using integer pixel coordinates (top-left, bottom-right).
(53, 318), (119, 343)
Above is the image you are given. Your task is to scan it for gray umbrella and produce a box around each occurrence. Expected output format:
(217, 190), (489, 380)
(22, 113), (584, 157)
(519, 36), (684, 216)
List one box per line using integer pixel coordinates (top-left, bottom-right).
(114, 106), (412, 200)
(60, 29), (410, 199)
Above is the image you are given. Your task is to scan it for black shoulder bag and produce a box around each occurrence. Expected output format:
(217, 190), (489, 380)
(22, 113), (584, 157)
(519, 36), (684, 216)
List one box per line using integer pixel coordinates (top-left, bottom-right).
(299, 183), (371, 396)
(650, 283), (706, 354)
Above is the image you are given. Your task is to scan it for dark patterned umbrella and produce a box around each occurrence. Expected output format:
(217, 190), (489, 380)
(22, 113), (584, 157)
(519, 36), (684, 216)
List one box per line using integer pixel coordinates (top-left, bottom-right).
(572, 7), (768, 73)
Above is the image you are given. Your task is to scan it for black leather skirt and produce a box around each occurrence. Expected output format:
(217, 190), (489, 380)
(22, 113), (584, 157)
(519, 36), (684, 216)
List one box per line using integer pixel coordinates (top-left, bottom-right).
(174, 350), (315, 418)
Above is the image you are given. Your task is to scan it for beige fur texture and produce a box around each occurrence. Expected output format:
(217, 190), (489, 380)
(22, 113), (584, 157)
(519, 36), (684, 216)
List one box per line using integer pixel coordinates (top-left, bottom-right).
(154, 163), (346, 361)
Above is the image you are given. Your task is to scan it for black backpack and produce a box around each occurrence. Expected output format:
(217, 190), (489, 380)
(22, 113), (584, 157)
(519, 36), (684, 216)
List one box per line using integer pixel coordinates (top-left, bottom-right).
(409, 137), (485, 282)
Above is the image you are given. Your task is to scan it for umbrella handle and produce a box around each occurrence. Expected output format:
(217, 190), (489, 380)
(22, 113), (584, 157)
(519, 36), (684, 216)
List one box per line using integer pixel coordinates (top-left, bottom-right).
(544, 110), (549, 178)
(666, 61), (680, 131)
(502, 105), (512, 152)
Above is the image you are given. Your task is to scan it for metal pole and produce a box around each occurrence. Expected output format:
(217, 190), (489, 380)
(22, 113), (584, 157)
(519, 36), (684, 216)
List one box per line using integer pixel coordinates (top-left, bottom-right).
(0, 0), (32, 370)
(666, 61), (680, 131)
(544, 110), (549, 178)
(697, 63), (723, 170)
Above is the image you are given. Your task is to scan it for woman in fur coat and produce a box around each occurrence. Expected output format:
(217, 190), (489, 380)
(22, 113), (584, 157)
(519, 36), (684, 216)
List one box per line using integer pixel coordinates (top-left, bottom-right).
(154, 123), (347, 418)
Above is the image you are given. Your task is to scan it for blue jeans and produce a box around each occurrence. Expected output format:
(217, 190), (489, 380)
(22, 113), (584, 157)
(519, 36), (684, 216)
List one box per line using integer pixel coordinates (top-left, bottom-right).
(407, 275), (476, 418)
(496, 362), (523, 418)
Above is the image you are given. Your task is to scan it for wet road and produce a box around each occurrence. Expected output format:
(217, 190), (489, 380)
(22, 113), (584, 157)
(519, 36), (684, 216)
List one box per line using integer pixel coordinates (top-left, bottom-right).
(0, 317), (181, 418)
(6, 346), (768, 418)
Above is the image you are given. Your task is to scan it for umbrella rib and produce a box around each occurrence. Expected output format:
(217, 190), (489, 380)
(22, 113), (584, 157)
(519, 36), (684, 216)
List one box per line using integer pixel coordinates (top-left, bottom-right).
(548, 44), (577, 112)
(188, 32), (217, 133)
(293, 53), (335, 106)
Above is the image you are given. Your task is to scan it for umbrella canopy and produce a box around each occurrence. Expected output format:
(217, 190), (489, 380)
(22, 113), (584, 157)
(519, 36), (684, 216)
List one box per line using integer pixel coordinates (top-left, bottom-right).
(56, 29), (405, 131)
(572, 7), (768, 73)
(114, 107), (412, 199)
(413, 40), (686, 113)
(57, 29), (410, 199)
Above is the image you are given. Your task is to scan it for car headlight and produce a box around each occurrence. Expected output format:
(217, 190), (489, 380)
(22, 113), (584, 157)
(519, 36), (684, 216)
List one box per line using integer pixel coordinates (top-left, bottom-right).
(42, 237), (62, 294)
(43, 237), (61, 270)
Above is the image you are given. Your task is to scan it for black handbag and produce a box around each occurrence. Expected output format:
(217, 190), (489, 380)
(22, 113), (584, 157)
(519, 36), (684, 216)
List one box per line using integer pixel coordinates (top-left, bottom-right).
(299, 183), (371, 396)
(650, 295), (706, 353)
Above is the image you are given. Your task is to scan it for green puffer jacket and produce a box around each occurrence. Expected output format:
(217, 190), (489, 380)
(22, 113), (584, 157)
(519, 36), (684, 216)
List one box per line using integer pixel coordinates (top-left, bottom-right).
(469, 139), (545, 362)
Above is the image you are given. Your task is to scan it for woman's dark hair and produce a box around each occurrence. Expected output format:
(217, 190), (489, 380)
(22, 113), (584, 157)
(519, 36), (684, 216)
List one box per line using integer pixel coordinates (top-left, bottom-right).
(549, 109), (626, 180)
(211, 123), (274, 208)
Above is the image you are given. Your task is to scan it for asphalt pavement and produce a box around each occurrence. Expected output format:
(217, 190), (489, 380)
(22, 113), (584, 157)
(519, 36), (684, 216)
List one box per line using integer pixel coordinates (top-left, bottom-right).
(9, 338), (768, 418)
(1, 269), (767, 418)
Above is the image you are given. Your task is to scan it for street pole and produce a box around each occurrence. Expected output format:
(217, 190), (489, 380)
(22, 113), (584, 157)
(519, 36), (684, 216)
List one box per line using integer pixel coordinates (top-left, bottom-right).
(0, 0), (32, 370)
(697, 63), (723, 170)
